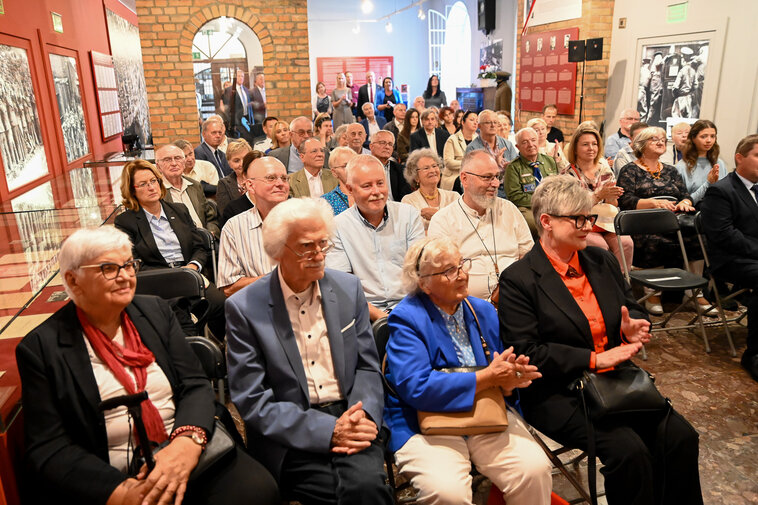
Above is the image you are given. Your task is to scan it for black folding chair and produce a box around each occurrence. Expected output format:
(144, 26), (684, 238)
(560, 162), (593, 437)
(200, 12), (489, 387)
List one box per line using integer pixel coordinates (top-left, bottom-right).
(614, 209), (710, 353)
(187, 336), (227, 403)
(195, 227), (218, 283)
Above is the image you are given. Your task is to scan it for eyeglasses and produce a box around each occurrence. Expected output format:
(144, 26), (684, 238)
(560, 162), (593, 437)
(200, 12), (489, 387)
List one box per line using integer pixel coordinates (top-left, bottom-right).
(285, 239), (333, 260)
(648, 137), (667, 144)
(479, 121), (497, 126)
(158, 155), (185, 164)
(418, 163), (440, 171)
(372, 140), (393, 147)
(420, 258), (473, 281)
(294, 129), (314, 136)
(80, 259), (142, 279)
(463, 171), (499, 183)
(549, 214), (598, 229)
(134, 178), (160, 189)
(252, 175), (289, 184)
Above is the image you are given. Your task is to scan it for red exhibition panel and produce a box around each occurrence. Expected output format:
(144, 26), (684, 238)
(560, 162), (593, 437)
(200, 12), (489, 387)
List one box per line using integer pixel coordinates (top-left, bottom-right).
(519, 28), (579, 115)
(317, 57), (394, 94)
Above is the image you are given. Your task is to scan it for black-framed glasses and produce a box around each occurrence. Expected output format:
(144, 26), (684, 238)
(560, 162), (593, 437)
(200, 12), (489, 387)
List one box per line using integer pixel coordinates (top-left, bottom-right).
(419, 258), (472, 281)
(462, 171), (499, 183)
(285, 239), (333, 261)
(549, 214), (598, 229)
(80, 259), (142, 279)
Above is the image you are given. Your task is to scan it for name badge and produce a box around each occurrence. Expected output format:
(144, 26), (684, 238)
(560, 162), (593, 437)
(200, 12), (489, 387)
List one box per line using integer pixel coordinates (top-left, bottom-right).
(522, 182), (537, 193)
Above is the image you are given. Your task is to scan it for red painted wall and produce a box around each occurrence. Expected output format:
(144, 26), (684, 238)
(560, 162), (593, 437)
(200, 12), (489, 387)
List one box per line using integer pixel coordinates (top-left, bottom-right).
(0, 0), (138, 202)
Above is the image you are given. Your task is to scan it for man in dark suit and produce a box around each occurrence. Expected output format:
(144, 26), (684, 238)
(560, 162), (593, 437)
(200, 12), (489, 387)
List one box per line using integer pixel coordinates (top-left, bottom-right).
(249, 72), (267, 125)
(268, 117), (330, 174)
(369, 130), (412, 201)
(410, 108), (449, 158)
(357, 71), (380, 120)
(227, 69), (253, 140)
(156, 144), (220, 238)
(194, 117), (232, 179)
(701, 134), (758, 381)
(359, 103), (387, 149)
(226, 198), (392, 505)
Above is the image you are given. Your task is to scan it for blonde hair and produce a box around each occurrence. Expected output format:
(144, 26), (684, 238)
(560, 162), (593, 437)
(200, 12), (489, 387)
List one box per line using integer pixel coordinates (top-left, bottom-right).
(226, 138), (252, 160)
(531, 175), (593, 235)
(271, 121), (291, 149)
(632, 127), (667, 158)
(120, 160), (166, 211)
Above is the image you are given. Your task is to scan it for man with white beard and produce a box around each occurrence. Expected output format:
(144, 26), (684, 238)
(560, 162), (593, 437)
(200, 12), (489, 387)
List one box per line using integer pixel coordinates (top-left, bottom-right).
(326, 155), (424, 321)
(428, 150), (533, 301)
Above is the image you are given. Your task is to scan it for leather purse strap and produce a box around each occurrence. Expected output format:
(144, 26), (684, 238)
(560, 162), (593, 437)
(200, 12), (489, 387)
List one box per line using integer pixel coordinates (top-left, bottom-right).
(463, 298), (492, 364)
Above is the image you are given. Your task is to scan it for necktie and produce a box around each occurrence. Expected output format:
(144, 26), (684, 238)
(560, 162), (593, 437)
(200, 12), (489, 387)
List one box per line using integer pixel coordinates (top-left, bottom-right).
(213, 150), (223, 175)
(751, 184), (758, 203)
(369, 85), (373, 103)
(529, 161), (543, 182)
(566, 265), (582, 278)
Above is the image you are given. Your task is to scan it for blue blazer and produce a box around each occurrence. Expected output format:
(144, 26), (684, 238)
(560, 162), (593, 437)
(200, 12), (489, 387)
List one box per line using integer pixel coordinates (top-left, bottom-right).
(360, 116), (388, 147)
(383, 293), (504, 452)
(194, 141), (232, 178)
(225, 268), (384, 478)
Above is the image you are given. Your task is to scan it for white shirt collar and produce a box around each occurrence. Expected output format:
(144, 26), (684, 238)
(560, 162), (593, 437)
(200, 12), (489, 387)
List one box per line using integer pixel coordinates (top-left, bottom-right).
(736, 171), (756, 193)
(278, 267), (320, 306)
(305, 168), (321, 181)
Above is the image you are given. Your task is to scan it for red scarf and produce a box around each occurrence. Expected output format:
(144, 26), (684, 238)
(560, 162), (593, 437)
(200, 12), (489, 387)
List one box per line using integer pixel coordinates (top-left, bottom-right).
(77, 307), (168, 443)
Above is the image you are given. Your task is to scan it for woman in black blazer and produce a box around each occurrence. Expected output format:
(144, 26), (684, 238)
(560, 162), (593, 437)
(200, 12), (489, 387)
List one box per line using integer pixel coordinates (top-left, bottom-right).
(15, 226), (278, 505)
(498, 175), (703, 505)
(114, 160), (226, 339)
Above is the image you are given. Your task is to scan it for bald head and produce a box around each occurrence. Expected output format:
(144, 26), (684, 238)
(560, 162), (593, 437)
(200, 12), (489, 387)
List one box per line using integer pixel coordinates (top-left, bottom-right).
(346, 123), (367, 153)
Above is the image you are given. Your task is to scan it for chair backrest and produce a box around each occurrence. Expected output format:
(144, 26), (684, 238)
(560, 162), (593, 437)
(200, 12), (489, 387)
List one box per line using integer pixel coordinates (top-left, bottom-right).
(195, 227), (217, 282)
(372, 317), (390, 363)
(187, 336), (226, 380)
(135, 268), (206, 299)
(614, 208), (680, 236)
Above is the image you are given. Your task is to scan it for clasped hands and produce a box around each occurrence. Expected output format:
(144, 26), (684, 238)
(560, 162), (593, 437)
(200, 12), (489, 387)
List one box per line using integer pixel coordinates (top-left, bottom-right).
(330, 400), (377, 455)
(478, 346), (541, 394)
(595, 306), (652, 369)
(107, 436), (202, 505)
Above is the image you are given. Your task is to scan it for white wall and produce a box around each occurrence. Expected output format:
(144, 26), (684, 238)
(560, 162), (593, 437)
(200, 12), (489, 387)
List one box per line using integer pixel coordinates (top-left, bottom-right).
(461, 0), (518, 88)
(604, 0), (758, 162)
(307, 7), (429, 104)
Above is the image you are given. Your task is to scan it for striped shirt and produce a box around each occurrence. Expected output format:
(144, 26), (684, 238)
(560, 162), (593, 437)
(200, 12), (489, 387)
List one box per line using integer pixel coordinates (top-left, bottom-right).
(217, 206), (277, 288)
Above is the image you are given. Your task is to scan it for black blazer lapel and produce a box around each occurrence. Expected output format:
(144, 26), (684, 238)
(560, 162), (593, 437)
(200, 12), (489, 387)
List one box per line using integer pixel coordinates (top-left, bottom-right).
(730, 171), (758, 215)
(269, 269), (309, 401)
(530, 245), (594, 348)
(202, 143), (221, 172)
(133, 209), (163, 266)
(318, 275), (346, 387)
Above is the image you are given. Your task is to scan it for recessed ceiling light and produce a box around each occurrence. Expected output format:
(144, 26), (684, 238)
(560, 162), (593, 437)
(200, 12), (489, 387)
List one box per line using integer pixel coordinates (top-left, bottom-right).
(418, 7), (426, 20)
(361, 0), (374, 15)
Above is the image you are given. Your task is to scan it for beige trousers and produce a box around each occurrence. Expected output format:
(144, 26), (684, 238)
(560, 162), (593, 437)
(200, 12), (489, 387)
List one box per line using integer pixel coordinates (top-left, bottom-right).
(393, 411), (552, 505)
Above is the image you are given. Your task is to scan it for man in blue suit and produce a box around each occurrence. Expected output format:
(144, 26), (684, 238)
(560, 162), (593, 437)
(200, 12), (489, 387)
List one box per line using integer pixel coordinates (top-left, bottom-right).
(194, 117), (232, 179)
(359, 102), (387, 149)
(226, 197), (392, 504)
(701, 134), (758, 382)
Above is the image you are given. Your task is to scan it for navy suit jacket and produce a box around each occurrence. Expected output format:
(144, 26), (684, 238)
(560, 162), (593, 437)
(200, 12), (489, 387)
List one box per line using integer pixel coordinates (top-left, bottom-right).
(357, 83), (381, 119)
(384, 294), (503, 452)
(410, 127), (450, 158)
(225, 268), (384, 479)
(194, 142), (232, 178)
(700, 171), (758, 272)
(360, 117), (387, 147)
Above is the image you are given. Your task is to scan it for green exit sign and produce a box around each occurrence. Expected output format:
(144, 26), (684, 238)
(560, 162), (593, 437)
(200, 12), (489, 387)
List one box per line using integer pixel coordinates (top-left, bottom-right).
(202, 29), (214, 36)
(192, 52), (201, 60)
(667, 2), (688, 23)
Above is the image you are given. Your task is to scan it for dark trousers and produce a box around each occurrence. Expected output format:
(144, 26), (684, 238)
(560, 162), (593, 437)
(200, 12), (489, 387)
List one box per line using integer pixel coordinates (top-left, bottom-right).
(279, 402), (393, 505)
(541, 406), (702, 505)
(714, 259), (758, 357)
(205, 281), (227, 340)
(185, 446), (280, 505)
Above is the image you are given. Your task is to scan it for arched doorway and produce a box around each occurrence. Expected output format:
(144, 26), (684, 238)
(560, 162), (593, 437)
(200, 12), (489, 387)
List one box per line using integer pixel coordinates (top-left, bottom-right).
(440, 2), (471, 101)
(192, 17), (263, 133)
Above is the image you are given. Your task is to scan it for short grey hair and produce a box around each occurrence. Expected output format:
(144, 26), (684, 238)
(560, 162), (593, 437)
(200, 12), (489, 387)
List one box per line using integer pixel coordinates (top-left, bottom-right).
(59, 226), (133, 299)
(345, 154), (384, 185)
(262, 198), (335, 260)
(531, 175), (593, 236)
(297, 137), (322, 155)
(477, 109), (495, 123)
(404, 148), (441, 185)
(515, 127), (538, 144)
(202, 117), (224, 133)
(420, 108), (437, 121)
(328, 146), (357, 170)
(632, 126), (666, 158)
(402, 236), (461, 294)
(334, 124), (349, 141)
(289, 116), (312, 131)
(371, 129), (394, 143)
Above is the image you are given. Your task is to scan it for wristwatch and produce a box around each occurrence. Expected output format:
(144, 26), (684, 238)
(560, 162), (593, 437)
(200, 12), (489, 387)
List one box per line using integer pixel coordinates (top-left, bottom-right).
(171, 425), (208, 451)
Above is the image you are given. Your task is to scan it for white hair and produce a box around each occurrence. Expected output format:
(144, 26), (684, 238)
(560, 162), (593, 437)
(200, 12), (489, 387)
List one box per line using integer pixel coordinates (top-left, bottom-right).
(477, 109), (495, 123)
(328, 146), (357, 170)
(371, 129), (394, 143)
(289, 116), (312, 131)
(59, 226), (133, 298)
(345, 154), (384, 185)
(515, 127), (538, 143)
(402, 236), (461, 294)
(262, 198), (335, 260)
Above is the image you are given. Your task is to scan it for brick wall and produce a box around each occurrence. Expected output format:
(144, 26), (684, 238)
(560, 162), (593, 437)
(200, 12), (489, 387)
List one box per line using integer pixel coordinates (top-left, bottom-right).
(135, 0), (311, 145)
(515, 0), (614, 140)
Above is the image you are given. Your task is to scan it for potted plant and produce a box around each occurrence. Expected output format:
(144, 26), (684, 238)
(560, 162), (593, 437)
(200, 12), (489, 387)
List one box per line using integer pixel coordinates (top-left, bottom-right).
(477, 65), (497, 87)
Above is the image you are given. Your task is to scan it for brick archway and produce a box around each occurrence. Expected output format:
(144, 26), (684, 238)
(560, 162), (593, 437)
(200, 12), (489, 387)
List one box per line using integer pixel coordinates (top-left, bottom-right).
(137, 1), (311, 145)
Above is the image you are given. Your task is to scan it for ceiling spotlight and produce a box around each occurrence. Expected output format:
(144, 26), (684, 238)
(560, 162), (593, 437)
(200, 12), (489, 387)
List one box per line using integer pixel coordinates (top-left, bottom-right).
(361, 0), (374, 14)
(418, 7), (426, 20)
(352, 23), (361, 34)
(385, 21), (393, 33)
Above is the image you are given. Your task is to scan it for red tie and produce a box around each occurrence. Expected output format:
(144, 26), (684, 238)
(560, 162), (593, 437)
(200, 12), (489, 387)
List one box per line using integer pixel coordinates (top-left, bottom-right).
(369, 85), (373, 103)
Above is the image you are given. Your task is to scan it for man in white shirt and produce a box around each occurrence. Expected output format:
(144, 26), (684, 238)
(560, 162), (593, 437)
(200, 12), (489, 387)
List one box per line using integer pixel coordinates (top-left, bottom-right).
(327, 155), (424, 320)
(156, 144), (220, 238)
(253, 116), (278, 152)
(289, 137), (338, 198)
(428, 150), (533, 300)
(217, 157), (289, 296)
(173, 139), (219, 195)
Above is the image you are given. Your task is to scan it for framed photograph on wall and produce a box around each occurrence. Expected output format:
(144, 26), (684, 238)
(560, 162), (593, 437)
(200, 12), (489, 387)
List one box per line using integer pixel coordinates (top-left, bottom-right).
(633, 27), (726, 135)
(48, 51), (91, 164)
(0, 41), (49, 193)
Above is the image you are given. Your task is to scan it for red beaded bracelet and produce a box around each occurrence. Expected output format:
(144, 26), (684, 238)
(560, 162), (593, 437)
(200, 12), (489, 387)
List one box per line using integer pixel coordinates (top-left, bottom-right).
(170, 425), (208, 450)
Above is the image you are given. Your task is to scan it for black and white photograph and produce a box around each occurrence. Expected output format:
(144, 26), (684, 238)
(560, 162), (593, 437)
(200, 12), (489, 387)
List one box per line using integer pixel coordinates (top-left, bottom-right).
(106, 9), (152, 147)
(479, 39), (503, 70)
(637, 39), (709, 130)
(49, 53), (89, 163)
(0, 44), (48, 192)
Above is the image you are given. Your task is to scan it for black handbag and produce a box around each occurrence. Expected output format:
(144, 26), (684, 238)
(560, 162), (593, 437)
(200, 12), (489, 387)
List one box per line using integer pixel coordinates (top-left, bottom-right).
(574, 366), (671, 505)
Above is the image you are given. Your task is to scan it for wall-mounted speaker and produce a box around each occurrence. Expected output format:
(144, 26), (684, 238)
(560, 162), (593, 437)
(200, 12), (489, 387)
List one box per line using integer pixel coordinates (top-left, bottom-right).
(568, 40), (586, 62)
(478, 0), (495, 33)
(586, 38), (604, 61)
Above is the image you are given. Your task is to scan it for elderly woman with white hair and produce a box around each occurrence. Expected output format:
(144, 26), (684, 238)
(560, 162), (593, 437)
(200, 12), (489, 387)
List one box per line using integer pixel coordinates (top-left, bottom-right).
(527, 117), (568, 170)
(499, 175), (702, 505)
(321, 146), (358, 215)
(383, 236), (551, 505)
(401, 148), (459, 230)
(15, 226), (279, 505)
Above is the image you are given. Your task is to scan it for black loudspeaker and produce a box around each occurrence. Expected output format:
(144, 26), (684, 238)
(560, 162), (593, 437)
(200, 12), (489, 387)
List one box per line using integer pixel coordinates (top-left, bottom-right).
(478, 0), (495, 33)
(568, 40), (586, 62)
(586, 38), (603, 61)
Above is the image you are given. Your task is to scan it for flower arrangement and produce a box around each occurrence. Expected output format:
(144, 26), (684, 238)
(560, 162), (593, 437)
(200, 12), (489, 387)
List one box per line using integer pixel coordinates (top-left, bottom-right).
(477, 64), (498, 79)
